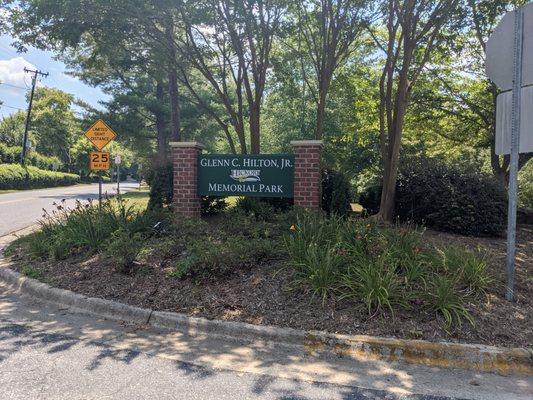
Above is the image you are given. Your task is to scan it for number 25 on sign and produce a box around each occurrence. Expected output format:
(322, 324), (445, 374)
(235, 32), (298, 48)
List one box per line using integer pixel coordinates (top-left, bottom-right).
(89, 152), (110, 171)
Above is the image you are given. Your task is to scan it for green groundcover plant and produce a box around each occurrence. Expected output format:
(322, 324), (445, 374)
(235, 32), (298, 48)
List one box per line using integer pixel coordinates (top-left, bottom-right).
(10, 197), (492, 330)
(285, 212), (491, 329)
(14, 197), (166, 272)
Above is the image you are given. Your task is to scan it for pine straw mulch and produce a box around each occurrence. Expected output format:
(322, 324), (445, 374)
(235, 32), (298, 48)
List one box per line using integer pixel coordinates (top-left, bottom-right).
(6, 225), (532, 349)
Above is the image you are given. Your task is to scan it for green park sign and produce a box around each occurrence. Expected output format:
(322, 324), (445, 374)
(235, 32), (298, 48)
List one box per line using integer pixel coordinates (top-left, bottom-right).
(198, 154), (294, 197)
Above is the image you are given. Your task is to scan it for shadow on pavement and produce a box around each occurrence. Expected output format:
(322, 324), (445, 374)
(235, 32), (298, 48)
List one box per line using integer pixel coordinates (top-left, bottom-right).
(0, 286), (529, 400)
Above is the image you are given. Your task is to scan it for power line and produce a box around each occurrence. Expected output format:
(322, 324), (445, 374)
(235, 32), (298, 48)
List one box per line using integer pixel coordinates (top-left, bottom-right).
(0, 82), (29, 90)
(0, 104), (25, 111)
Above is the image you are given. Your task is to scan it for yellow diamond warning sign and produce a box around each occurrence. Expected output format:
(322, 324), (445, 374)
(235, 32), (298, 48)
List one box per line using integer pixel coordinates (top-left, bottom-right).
(84, 119), (116, 150)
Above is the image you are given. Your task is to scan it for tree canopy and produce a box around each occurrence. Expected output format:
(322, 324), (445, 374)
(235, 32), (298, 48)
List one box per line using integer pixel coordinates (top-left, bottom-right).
(2, 0), (532, 216)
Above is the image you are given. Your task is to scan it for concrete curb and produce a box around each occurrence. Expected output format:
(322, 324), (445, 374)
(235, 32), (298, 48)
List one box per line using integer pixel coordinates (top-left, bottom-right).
(0, 264), (531, 375)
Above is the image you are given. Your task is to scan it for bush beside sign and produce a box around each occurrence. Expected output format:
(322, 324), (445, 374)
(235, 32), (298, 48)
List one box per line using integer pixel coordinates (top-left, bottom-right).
(198, 154), (294, 198)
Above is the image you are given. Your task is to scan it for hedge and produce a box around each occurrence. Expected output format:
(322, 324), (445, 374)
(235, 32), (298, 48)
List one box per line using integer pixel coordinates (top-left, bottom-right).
(322, 168), (353, 217)
(359, 158), (507, 237)
(0, 143), (61, 171)
(0, 164), (80, 190)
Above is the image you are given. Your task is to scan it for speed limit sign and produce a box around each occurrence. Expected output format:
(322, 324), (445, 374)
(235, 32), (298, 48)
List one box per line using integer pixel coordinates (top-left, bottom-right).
(89, 152), (110, 171)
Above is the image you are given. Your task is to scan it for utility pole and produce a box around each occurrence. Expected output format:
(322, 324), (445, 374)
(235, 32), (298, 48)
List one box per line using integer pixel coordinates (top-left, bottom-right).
(21, 68), (48, 165)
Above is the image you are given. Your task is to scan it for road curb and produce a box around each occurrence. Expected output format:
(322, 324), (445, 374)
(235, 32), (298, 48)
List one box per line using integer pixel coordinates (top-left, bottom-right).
(0, 263), (531, 375)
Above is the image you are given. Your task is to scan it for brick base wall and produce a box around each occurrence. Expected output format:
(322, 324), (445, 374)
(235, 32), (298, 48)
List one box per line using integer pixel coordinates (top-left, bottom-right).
(291, 140), (323, 210)
(170, 142), (204, 217)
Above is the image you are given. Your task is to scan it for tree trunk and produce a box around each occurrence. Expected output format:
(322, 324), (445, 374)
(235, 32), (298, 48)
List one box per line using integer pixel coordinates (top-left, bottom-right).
(155, 79), (167, 164)
(315, 89), (327, 140)
(249, 102), (261, 154)
(378, 66), (411, 222)
(166, 20), (180, 142)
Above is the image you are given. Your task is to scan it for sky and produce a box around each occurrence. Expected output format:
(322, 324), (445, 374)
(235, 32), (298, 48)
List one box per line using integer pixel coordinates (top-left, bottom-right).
(0, 33), (109, 119)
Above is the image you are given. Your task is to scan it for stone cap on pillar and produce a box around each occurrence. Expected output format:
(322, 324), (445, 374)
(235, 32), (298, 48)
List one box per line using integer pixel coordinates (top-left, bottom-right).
(169, 141), (205, 149)
(290, 140), (323, 147)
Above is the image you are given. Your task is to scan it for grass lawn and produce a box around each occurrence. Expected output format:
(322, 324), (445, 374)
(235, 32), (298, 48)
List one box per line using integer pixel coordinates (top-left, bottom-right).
(122, 189), (150, 210)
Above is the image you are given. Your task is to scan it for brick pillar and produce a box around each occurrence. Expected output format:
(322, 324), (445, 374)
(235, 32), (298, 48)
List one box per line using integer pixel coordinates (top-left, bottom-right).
(170, 141), (204, 217)
(291, 140), (323, 210)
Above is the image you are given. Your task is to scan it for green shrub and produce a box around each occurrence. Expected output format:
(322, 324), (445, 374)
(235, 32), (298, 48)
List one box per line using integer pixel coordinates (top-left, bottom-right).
(106, 228), (143, 274)
(322, 168), (353, 217)
(285, 212), (341, 263)
(359, 158), (507, 237)
(358, 185), (381, 216)
(339, 258), (405, 314)
(289, 243), (343, 302)
(0, 163), (79, 190)
(147, 162), (173, 209)
(82, 174), (112, 183)
(22, 231), (54, 260)
(285, 214), (487, 327)
(171, 235), (276, 280)
(235, 197), (276, 221)
(260, 197), (293, 211)
(461, 251), (492, 295)
(518, 160), (533, 209)
(21, 265), (42, 279)
(201, 196), (227, 215)
(433, 246), (491, 295)
(25, 198), (163, 262)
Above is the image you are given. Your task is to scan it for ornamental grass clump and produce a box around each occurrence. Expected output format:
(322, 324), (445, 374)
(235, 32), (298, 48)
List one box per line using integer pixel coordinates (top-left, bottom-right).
(22, 197), (163, 262)
(285, 212), (491, 328)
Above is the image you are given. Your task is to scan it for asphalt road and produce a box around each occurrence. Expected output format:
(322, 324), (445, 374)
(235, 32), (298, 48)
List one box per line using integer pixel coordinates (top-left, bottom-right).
(0, 182), (139, 236)
(0, 284), (531, 400)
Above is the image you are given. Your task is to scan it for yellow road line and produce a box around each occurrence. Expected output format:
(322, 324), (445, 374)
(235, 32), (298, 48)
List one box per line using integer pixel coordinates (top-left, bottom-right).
(0, 198), (35, 206)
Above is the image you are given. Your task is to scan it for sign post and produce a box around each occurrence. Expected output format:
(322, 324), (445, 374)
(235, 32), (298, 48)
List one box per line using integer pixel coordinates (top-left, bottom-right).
(114, 155), (122, 195)
(486, 4), (533, 301)
(84, 120), (117, 208)
(505, 7), (523, 302)
(89, 151), (110, 207)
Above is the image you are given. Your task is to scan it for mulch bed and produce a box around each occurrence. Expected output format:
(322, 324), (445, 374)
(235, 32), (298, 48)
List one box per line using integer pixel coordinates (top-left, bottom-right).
(7, 225), (532, 348)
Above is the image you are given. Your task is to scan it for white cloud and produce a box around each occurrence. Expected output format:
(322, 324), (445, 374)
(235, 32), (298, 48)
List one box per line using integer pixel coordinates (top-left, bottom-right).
(0, 57), (37, 87)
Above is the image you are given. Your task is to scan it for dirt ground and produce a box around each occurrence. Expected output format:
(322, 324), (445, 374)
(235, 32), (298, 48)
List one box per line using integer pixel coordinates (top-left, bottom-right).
(7, 225), (532, 348)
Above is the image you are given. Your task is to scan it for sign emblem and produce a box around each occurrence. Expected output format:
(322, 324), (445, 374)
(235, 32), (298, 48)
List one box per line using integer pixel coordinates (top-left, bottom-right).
(84, 119), (116, 151)
(230, 169), (261, 182)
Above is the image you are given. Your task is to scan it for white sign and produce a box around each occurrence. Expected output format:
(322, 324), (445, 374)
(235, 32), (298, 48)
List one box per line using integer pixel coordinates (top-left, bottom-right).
(114, 155), (122, 165)
(486, 2), (533, 90)
(495, 86), (533, 155)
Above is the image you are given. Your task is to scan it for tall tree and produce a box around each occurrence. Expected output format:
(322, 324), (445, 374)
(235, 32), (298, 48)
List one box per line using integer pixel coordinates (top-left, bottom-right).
(164, 13), (181, 142)
(369, 0), (460, 222)
(295, 0), (368, 140)
(177, 0), (286, 153)
(30, 87), (80, 167)
(0, 112), (26, 147)
(8, 0), (176, 160)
